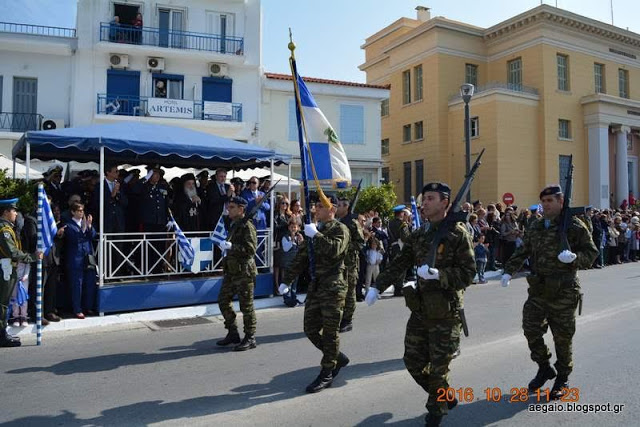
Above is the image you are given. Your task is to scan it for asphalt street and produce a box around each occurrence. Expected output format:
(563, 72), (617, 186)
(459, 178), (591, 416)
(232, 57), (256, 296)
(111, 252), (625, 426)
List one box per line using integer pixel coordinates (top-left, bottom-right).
(1, 263), (638, 426)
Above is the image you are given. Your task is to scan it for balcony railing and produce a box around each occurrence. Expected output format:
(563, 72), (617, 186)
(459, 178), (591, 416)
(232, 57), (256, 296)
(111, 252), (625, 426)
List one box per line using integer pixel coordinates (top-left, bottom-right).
(99, 22), (243, 55)
(0, 112), (43, 132)
(97, 94), (243, 122)
(0, 21), (76, 38)
(449, 81), (539, 101)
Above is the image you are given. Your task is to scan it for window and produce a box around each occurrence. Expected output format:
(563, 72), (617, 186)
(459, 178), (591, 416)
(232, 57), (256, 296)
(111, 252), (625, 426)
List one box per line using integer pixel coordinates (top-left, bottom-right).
(619, 68), (629, 98)
(381, 138), (389, 155)
(414, 65), (423, 101)
(206, 11), (238, 53)
(158, 8), (185, 48)
(340, 104), (364, 144)
(507, 58), (522, 90)
(557, 54), (569, 91)
(381, 98), (389, 117)
(403, 124), (412, 143)
(404, 161), (412, 203)
(594, 63), (605, 93)
(559, 155), (571, 183)
(382, 167), (390, 184)
(470, 117), (479, 138)
(414, 121), (424, 140)
(152, 74), (183, 99)
(558, 119), (571, 139)
(465, 64), (478, 87)
(288, 99), (298, 141)
(415, 160), (424, 196)
(402, 70), (411, 104)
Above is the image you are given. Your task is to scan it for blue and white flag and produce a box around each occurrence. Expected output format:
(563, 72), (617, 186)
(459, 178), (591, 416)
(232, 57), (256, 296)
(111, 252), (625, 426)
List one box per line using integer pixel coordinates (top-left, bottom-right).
(39, 187), (57, 255)
(209, 215), (228, 256)
(294, 74), (351, 187)
(410, 196), (421, 230)
(167, 213), (195, 270)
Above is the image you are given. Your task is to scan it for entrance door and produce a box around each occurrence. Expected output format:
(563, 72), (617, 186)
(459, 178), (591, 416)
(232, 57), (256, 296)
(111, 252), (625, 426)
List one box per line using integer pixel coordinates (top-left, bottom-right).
(12, 77), (37, 131)
(106, 70), (140, 115)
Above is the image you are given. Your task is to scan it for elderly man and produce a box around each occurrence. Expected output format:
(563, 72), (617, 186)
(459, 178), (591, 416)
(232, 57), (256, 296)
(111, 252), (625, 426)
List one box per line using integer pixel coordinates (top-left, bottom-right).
(173, 173), (202, 232)
(206, 169), (234, 230)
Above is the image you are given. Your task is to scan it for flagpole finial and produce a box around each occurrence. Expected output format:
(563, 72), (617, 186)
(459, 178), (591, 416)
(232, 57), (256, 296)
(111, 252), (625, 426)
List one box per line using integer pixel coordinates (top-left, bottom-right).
(288, 28), (296, 53)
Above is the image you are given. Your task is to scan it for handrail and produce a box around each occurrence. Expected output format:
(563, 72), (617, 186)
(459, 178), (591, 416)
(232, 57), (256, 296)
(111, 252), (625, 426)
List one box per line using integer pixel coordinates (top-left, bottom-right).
(0, 21), (76, 38)
(0, 112), (43, 132)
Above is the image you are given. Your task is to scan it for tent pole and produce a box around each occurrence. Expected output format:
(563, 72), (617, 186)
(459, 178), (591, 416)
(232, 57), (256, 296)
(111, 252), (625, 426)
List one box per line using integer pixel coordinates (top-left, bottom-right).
(269, 159), (275, 276)
(287, 162), (292, 202)
(26, 142), (30, 182)
(12, 158), (16, 179)
(99, 144), (105, 313)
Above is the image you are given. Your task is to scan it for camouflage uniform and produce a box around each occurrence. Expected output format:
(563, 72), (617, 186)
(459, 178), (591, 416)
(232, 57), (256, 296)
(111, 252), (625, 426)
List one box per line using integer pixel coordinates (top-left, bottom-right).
(219, 218), (258, 336)
(0, 218), (37, 332)
(340, 214), (364, 325)
(387, 217), (410, 293)
(375, 220), (475, 417)
(504, 216), (598, 378)
(283, 219), (350, 370)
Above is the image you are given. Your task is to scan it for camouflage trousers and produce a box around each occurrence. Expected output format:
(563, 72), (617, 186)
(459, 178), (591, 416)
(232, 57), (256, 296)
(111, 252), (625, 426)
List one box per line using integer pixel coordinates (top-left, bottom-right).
(0, 276), (17, 330)
(404, 313), (461, 417)
(304, 287), (347, 370)
(341, 269), (359, 324)
(218, 277), (256, 336)
(522, 287), (579, 377)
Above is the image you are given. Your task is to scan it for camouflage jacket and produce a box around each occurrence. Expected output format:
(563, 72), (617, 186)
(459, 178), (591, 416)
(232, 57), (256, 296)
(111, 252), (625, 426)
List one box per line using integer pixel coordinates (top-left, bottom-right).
(0, 218), (37, 275)
(388, 217), (410, 245)
(283, 219), (350, 293)
(340, 214), (365, 268)
(222, 217), (257, 279)
(504, 215), (598, 277)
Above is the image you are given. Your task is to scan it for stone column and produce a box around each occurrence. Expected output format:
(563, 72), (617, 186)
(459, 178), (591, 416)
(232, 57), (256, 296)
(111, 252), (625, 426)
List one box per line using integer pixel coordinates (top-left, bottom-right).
(587, 123), (610, 209)
(615, 126), (630, 207)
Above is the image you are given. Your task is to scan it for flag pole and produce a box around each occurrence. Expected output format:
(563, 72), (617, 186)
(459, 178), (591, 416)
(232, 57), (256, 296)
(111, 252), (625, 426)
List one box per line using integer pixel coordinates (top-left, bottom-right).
(36, 184), (44, 345)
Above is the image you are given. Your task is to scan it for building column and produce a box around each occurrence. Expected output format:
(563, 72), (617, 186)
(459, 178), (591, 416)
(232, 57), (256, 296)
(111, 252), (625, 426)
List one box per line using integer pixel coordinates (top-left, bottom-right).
(587, 123), (610, 209)
(615, 126), (630, 207)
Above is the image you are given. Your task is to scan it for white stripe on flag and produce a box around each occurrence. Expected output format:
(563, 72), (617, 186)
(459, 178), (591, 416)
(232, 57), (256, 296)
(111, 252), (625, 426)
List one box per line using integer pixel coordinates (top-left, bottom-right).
(40, 188), (57, 255)
(168, 215), (195, 268)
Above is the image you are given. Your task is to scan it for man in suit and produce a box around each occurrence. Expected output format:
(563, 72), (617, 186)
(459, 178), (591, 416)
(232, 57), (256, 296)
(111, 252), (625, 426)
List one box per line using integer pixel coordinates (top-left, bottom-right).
(206, 169), (233, 230)
(90, 164), (128, 233)
(240, 176), (270, 231)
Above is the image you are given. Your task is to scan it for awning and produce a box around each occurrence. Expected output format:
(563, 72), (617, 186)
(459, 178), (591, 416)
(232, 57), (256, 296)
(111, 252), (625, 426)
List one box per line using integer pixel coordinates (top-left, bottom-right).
(0, 154), (43, 180)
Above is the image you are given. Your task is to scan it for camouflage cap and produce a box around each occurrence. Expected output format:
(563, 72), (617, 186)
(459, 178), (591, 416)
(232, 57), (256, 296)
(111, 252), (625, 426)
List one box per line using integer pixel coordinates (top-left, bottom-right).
(422, 182), (451, 198)
(539, 184), (562, 199)
(229, 196), (248, 207)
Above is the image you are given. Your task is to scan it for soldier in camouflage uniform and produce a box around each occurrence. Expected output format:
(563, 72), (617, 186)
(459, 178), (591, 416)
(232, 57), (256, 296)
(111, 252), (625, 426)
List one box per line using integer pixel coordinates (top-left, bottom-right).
(0, 198), (43, 348)
(366, 183), (476, 427)
(216, 196), (258, 352)
(502, 185), (598, 400)
(279, 195), (351, 393)
(336, 197), (364, 333)
(387, 206), (411, 296)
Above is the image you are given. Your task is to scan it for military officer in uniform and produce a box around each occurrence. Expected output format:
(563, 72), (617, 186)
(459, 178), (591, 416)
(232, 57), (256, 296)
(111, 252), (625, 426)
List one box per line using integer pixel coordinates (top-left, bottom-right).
(216, 196), (258, 351)
(0, 198), (43, 348)
(387, 204), (411, 296)
(279, 195), (351, 393)
(502, 184), (598, 400)
(335, 197), (364, 333)
(135, 165), (169, 273)
(366, 183), (476, 426)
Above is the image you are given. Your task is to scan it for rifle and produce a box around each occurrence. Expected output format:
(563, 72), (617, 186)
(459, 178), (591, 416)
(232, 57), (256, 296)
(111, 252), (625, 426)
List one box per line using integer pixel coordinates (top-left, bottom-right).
(348, 179), (363, 217)
(558, 155), (586, 252)
(227, 179), (281, 239)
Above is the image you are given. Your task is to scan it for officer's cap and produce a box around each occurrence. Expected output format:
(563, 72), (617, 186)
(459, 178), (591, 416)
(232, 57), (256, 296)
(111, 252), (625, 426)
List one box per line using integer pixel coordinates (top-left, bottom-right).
(0, 198), (19, 210)
(128, 169), (141, 176)
(196, 170), (209, 178)
(393, 204), (406, 213)
(230, 177), (244, 185)
(539, 185), (563, 199)
(259, 175), (271, 183)
(229, 196), (248, 207)
(422, 182), (451, 199)
(44, 164), (63, 176)
(181, 173), (196, 183)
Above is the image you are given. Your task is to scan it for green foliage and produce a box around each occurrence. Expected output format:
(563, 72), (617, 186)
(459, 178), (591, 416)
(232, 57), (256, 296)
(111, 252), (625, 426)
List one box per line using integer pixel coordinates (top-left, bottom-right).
(351, 183), (397, 220)
(0, 168), (38, 213)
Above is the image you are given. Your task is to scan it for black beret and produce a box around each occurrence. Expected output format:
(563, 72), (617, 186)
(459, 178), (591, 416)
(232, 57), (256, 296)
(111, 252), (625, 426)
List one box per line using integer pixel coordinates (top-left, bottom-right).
(472, 200), (481, 206)
(229, 196), (248, 207)
(327, 194), (338, 206)
(540, 185), (562, 199)
(422, 182), (451, 198)
(181, 173), (196, 182)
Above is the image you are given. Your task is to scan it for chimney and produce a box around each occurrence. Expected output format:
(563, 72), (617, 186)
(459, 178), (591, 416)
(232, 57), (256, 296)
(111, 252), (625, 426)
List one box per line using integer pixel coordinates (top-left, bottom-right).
(416, 6), (431, 22)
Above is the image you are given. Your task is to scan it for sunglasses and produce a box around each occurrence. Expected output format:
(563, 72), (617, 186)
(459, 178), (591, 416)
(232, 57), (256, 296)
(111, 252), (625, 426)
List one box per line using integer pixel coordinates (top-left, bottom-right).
(249, 181), (258, 184)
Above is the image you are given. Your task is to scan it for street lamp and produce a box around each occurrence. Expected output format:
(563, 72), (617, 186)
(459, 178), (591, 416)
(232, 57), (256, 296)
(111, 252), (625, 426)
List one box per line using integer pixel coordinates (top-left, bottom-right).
(460, 83), (475, 203)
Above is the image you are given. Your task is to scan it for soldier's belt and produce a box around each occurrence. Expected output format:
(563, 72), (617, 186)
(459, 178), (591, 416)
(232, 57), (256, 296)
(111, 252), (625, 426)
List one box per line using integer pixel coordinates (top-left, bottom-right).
(536, 271), (577, 281)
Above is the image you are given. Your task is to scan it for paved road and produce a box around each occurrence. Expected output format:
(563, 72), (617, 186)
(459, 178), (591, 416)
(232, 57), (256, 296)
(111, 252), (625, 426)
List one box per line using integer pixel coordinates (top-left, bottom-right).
(1, 263), (638, 426)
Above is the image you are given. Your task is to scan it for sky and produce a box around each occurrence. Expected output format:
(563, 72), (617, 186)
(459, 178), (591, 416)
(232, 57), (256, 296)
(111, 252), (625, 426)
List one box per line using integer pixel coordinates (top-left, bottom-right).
(1, 0), (638, 82)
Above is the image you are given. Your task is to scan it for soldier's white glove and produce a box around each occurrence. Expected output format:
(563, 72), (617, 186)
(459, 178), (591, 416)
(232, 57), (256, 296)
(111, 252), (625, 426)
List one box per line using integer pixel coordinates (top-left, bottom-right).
(219, 241), (232, 251)
(501, 274), (512, 287)
(557, 250), (577, 264)
(417, 264), (430, 280)
(403, 281), (417, 290)
(304, 223), (318, 238)
(365, 287), (380, 306)
(278, 283), (290, 295)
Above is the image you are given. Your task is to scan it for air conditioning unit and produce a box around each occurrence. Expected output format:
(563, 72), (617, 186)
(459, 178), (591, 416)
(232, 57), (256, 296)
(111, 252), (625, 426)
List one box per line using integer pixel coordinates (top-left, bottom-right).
(147, 57), (165, 71)
(41, 118), (65, 131)
(209, 62), (228, 77)
(109, 53), (129, 69)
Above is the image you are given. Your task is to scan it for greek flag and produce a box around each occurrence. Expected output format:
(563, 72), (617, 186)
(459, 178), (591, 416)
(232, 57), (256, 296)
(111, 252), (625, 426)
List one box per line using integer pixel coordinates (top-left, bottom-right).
(39, 187), (57, 255)
(167, 213), (195, 270)
(410, 196), (421, 230)
(209, 215), (228, 256)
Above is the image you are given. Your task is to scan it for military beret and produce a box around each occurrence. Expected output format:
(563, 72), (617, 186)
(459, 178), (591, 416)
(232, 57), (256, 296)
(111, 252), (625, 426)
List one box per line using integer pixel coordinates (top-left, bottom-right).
(539, 185), (563, 199)
(181, 173), (196, 182)
(0, 197), (19, 210)
(422, 182), (451, 198)
(472, 200), (481, 207)
(229, 196), (248, 207)
(393, 204), (406, 213)
(326, 194), (338, 206)
(529, 204), (539, 211)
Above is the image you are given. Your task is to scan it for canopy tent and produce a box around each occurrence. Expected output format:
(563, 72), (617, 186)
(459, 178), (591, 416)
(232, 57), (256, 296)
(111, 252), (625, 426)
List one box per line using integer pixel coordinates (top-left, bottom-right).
(0, 154), (43, 180)
(12, 122), (290, 169)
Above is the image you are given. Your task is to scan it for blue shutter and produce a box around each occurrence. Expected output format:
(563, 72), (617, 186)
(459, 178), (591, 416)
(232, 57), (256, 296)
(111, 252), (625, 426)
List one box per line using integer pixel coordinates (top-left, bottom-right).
(288, 99), (297, 141)
(340, 104), (364, 144)
(202, 77), (232, 102)
(106, 70), (140, 115)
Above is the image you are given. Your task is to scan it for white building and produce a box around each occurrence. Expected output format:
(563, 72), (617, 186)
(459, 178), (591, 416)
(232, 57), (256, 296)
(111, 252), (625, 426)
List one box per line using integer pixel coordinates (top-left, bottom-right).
(262, 73), (389, 187)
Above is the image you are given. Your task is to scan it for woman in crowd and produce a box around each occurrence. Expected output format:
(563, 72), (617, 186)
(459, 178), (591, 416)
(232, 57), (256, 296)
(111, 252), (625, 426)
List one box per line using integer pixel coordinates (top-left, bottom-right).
(499, 209), (521, 265)
(273, 196), (291, 291)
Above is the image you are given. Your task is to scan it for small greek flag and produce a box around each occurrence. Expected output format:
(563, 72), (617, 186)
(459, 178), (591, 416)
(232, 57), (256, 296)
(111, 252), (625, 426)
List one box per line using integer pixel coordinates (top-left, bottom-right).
(209, 215), (228, 257)
(410, 196), (421, 230)
(167, 213), (195, 270)
(39, 187), (57, 255)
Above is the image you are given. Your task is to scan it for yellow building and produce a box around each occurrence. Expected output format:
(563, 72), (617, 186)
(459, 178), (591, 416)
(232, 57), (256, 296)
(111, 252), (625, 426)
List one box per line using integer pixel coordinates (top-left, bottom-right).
(360, 5), (640, 209)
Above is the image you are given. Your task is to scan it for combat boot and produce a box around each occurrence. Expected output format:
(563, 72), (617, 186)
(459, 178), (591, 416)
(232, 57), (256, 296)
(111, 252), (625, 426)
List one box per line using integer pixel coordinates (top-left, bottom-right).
(332, 352), (350, 378)
(425, 413), (443, 427)
(339, 320), (353, 333)
(233, 335), (257, 352)
(0, 329), (21, 348)
(216, 329), (241, 346)
(528, 364), (556, 392)
(549, 375), (569, 400)
(305, 368), (333, 393)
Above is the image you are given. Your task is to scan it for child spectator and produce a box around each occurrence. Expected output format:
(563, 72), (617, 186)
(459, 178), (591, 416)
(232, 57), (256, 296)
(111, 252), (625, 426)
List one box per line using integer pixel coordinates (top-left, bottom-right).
(474, 234), (488, 284)
(363, 236), (384, 295)
(9, 264), (29, 326)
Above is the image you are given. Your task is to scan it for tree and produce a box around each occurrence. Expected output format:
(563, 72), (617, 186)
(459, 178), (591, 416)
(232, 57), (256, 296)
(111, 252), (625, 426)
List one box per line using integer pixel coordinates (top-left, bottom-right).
(0, 168), (38, 213)
(338, 183), (397, 221)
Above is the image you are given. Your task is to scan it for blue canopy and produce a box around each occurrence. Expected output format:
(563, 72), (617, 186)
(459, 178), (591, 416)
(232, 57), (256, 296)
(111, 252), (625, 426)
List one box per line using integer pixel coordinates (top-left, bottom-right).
(13, 122), (290, 169)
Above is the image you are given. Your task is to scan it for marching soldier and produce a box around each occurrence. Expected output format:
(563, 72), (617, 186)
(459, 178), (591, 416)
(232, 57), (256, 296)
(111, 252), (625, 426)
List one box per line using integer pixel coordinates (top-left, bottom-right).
(279, 195), (351, 393)
(216, 196), (258, 351)
(366, 183), (476, 426)
(0, 198), (43, 348)
(387, 205), (411, 296)
(502, 184), (598, 400)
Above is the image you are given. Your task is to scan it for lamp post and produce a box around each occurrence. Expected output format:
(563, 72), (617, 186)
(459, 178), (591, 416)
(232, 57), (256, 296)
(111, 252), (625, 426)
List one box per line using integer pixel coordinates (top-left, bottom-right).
(460, 83), (475, 203)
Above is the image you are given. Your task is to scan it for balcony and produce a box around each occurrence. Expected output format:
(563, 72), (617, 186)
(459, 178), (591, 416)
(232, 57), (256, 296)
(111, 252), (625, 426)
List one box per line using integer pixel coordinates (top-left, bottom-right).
(0, 21), (76, 38)
(0, 113), (43, 132)
(97, 94), (243, 122)
(99, 22), (243, 55)
(449, 81), (539, 102)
